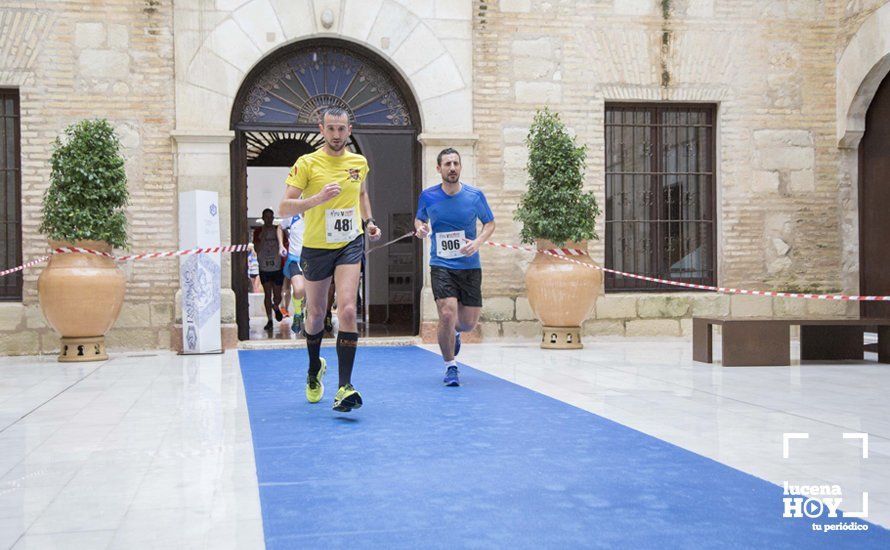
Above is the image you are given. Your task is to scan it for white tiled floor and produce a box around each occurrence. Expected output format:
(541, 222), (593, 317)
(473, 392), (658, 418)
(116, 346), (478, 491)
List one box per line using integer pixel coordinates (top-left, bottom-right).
(1, 338), (888, 548)
(0, 352), (263, 549)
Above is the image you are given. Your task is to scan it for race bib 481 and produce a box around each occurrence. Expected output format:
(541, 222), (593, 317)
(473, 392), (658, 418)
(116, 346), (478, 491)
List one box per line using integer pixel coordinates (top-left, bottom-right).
(325, 208), (359, 243)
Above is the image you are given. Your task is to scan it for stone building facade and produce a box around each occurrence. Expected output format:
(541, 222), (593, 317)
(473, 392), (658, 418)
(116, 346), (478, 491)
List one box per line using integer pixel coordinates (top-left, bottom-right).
(0, 0), (176, 355)
(0, 0), (888, 354)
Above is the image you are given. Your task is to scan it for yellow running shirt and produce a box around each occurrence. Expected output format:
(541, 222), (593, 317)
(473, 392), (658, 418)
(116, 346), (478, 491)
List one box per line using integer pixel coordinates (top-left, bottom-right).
(285, 148), (369, 250)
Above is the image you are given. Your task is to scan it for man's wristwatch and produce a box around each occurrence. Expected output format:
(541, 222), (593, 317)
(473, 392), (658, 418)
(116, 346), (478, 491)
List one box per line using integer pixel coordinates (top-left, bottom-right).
(364, 217), (376, 227)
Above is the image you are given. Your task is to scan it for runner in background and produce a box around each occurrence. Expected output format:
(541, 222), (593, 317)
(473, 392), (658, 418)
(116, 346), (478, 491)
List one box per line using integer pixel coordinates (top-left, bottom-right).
(253, 208), (286, 331)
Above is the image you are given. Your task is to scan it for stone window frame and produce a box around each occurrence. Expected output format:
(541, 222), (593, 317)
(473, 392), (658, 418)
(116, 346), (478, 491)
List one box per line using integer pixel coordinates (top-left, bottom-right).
(0, 88), (22, 301)
(604, 102), (717, 292)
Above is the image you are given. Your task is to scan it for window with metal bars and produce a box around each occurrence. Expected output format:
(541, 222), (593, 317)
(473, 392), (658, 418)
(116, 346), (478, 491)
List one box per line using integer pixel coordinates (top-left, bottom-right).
(604, 103), (716, 291)
(0, 89), (22, 300)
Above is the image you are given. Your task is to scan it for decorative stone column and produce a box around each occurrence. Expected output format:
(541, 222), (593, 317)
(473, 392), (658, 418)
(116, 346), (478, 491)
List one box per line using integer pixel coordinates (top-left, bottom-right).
(171, 130), (238, 350)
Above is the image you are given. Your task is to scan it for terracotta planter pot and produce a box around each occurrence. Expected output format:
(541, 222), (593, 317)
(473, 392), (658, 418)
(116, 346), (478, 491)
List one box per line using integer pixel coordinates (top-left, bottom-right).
(525, 240), (603, 349)
(38, 240), (126, 362)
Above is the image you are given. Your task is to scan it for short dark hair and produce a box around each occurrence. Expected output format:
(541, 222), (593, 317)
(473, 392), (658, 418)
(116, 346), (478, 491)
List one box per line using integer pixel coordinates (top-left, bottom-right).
(262, 208), (274, 216)
(437, 148), (461, 166)
(319, 106), (351, 124)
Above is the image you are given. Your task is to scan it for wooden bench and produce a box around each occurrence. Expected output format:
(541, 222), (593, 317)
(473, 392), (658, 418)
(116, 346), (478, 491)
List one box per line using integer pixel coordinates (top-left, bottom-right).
(692, 317), (890, 366)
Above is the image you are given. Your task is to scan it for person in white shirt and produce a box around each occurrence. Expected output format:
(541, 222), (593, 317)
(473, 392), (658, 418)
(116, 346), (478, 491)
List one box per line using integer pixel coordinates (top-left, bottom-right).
(279, 213), (306, 333)
(246, 243), (260, 293)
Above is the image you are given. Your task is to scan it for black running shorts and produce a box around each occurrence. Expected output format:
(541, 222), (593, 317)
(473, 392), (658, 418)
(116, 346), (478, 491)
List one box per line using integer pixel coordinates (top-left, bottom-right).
(300, 235), (364, 282)
(430, 266), (483, 307)
(259, 270), (284, 286)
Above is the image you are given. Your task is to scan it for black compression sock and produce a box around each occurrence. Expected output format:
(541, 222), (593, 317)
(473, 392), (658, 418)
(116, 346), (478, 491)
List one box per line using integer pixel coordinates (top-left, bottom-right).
(304, 329), (324, 377)
(336, 331), (359, 387)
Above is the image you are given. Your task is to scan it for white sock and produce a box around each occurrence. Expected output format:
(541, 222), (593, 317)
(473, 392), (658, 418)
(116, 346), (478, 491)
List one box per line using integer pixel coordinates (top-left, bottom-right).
(444, 360), (457, 368)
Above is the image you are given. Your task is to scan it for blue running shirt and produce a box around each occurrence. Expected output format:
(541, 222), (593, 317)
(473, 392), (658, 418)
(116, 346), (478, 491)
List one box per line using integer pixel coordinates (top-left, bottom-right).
(415, 183), (495, 270)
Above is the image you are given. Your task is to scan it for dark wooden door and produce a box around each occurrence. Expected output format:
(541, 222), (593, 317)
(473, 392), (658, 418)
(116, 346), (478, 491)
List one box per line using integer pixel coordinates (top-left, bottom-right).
(352, 129), (422, 335)
(231, 132), (250, 341)
(860, 73), (890, 319)
(860, 73), (890, 318)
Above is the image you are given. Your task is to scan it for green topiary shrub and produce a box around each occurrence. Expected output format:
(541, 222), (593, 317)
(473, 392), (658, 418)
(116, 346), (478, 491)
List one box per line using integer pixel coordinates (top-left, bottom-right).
(39, 119), (129, 248)
(513, 108), (600, 247)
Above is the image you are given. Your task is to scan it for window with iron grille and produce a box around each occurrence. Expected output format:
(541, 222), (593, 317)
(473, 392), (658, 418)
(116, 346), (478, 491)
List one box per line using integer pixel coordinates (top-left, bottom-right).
(1, 89), (22, 301)
(604, 103), (716, 291)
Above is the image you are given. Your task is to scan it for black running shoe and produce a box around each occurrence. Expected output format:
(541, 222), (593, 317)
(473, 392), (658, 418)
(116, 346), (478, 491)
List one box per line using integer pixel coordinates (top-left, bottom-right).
(264, 320), (273, 331)
(274, 307), (283, 322)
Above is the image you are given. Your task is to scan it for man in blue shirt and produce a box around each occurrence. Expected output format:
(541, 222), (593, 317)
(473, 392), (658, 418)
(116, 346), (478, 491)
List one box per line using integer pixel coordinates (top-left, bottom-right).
(415, 148), (496, 386)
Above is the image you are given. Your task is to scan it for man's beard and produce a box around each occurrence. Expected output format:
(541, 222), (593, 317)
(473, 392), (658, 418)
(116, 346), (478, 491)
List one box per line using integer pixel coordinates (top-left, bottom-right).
(327, 139), (346, 152)
(444, 172), (459, 183)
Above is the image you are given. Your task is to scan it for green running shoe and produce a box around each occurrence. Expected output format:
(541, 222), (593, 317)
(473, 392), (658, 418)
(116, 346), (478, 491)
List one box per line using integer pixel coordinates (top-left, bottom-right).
(332, 384), (363, 412)
(305, 357), (326, 403)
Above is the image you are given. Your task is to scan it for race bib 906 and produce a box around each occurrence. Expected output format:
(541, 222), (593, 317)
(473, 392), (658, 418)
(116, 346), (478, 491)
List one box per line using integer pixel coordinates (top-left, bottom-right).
(436, 230), (466, 259)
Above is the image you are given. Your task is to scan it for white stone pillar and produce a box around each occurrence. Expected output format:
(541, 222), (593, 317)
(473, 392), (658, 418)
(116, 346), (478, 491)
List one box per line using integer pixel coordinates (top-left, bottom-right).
(171, 131), (238, 344)
(179, 190), (222, 354)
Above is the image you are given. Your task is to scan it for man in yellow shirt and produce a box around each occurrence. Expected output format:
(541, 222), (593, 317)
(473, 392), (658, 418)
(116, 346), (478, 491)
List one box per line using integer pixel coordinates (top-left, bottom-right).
(279, 107), (381, 412)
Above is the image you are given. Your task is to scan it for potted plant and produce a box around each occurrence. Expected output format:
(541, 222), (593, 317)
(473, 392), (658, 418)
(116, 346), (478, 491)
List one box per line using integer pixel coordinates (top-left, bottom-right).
(38, 119), (129, 362)
(514, 108), (603, 349)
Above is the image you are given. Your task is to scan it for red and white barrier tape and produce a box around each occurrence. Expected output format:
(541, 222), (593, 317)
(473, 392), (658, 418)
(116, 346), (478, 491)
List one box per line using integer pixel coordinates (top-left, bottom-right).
(0, 255), (52, 278)
(53, 243), (252, 262)
(483, 240), (890, 302)
(3, 239), (888, 302)
(0, 244), (252, 278)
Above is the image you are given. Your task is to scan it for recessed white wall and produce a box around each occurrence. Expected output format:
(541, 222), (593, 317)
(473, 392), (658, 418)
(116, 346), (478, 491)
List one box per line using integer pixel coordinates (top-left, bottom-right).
(247, 166), (290, 220)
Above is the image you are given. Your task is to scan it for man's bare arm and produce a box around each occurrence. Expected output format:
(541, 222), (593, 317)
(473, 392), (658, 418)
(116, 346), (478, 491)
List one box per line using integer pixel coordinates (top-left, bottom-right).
(360, 180), (381, 241)
(460, 220), (496, 256)
(279, 183), (341, 217)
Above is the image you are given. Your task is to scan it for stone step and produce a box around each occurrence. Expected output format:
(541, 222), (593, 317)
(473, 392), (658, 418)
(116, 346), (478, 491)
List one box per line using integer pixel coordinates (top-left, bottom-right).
(238, 336), (421, 350)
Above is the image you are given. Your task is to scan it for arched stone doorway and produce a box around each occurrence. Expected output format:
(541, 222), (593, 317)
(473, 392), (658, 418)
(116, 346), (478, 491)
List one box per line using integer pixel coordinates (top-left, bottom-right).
(229, 39), (422, 341)
(836, 4), (890, 318)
